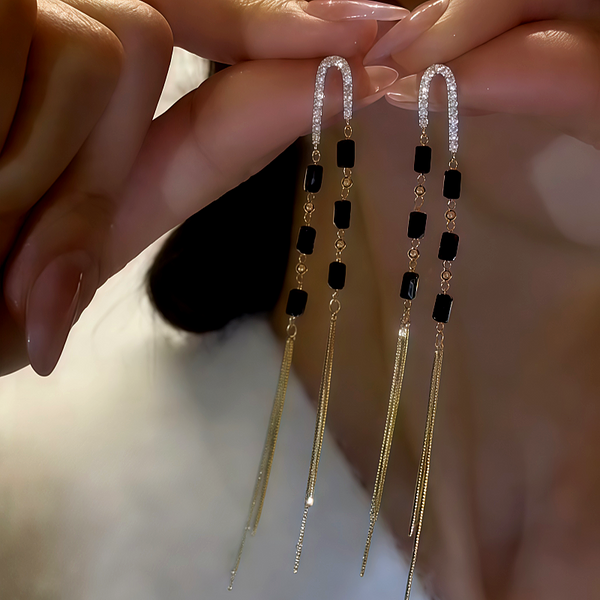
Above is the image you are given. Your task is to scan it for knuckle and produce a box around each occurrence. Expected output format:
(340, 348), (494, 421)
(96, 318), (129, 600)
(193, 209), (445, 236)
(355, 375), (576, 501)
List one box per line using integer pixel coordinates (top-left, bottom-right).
(104, 1), (173, 62)
(60, 19), (125, 93)
(125, 3), (173, 57)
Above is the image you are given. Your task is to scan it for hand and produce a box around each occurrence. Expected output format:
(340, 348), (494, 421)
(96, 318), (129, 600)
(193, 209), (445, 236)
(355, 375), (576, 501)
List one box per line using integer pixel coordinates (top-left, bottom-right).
(1, 0), (418, 376)
(0, 0), (173, 375)
(381, 0), (600, 148)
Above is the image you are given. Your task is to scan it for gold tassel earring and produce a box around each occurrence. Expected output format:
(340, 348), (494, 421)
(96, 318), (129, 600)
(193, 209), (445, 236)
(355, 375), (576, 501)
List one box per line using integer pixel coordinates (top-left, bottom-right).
(404, 63), (461, 600)
(293, 55), (355, 573)
(229, 55), (353, 589)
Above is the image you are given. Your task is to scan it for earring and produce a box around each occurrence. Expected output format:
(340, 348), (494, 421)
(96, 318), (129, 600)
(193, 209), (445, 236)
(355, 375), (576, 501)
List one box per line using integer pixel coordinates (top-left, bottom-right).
(404, 64), (460, 600)
(360, 63), (460, 586)
(228, 55), (353, 589)
(293, 55), (355, 573)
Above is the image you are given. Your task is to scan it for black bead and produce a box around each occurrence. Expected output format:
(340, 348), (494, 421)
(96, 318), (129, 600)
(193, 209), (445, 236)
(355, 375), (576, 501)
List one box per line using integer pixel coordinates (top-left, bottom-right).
(334, 200), (351, 230)
(438, 232), (459, 261)
(286, 288), (308, 317)
(304, 165), (323, 193)
(414, 146), (432, 174)
(432, 294), (453, 323)
(296, 226), (316, 255)
(407, 211), (427, 239)
(443, 169), (461, 199)
(328, 261), (347, 290)
(400, 272), (419, 300)
(337, 139), (355, 168)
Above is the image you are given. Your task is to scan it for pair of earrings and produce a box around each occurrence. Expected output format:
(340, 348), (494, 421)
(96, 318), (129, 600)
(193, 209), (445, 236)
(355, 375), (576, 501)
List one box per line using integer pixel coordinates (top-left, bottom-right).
(229, 57), (462, 600)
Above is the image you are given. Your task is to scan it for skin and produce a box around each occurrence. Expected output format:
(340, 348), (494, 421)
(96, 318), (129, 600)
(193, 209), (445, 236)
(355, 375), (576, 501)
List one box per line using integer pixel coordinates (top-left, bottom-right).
(1, 0), (600, 598)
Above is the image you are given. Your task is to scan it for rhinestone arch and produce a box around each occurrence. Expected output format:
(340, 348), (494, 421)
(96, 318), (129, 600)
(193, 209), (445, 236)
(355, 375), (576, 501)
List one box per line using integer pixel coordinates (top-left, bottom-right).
(418, 64), (459, 154)
(312, 56), (353, 148)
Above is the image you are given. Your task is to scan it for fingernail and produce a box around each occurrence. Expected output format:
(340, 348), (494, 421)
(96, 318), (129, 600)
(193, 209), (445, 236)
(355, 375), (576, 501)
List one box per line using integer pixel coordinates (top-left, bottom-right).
(26, 252), (90, 376)
(385, 74), (419, 107)
(364, 65), (399, 94)
(364, 0), (449, 65)
(305, 0), (409, 22)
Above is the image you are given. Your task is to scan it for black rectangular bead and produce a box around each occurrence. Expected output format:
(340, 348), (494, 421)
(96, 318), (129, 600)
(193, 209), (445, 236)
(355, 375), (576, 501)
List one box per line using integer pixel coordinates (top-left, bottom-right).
(414, 145), (432, 174)
(337, 139), (355, 168)
(304, 164), (323, 193)
(334, 200), (351, 230)
(400, 272), (419, 300)
(432, 293), (453, 323)
(328, 261), (347, 290)
(443, 169), (461, 199)
(438, 232), (459, 261)
(286, 288), (308, 317)
(407, 211), (427, 239)
(297, 226), (316, 255)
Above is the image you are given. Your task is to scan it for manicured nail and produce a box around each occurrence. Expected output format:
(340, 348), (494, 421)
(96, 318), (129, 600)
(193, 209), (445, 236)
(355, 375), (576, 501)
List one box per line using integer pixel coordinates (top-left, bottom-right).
(364, 0), (449, 65)
(385, 74), (419, 107)
(26, 252), (89, 376)
(305, 0), (409, 22)
(365, 65), (399, 94)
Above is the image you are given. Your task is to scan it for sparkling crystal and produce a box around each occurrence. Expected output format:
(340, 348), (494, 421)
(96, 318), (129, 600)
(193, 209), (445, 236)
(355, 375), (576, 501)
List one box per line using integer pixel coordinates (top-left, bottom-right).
(312, 56), (353, 148)
(418, 64), (459, 154)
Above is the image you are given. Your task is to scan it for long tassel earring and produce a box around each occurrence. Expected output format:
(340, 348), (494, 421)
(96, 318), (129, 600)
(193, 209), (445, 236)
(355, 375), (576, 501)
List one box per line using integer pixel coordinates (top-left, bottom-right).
(229, 55), (353, 590)
(404, 63), (461, 600)
(360, 84), (434, 577)
(293, 55), (355, 573)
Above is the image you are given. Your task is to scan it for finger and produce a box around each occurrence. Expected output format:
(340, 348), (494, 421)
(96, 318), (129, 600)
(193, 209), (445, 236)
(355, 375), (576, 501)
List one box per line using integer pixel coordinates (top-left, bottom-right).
(385, 20), (600, 145)
(145, 0), (380, 62)
(4, 58), (397, 375)
(107, 60), (398, 270)
(387, 0), (576, 76)
(303, 0), (408, 21)
(363, 0), (449, 66)
(0, 0), (123, 258)
(4, 59), (397, 374)
(0, 0), (37, 151)
(3, 0), (172, 376)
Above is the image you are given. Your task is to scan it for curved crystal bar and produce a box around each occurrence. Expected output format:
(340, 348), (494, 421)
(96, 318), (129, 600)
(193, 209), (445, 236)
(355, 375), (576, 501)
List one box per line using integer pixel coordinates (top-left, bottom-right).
(312, 56), (353, 148)
(418, 64), (459, 154)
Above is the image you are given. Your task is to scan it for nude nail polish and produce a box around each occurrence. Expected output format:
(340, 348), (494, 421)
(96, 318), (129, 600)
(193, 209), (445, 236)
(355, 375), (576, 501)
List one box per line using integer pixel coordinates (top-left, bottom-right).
(26, 252), (89, 376)
(305, 0), (409, 22)
(363, 0), (449, 65)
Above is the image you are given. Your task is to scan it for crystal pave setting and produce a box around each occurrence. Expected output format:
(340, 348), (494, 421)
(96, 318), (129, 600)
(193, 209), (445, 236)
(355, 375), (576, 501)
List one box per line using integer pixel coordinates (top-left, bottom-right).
(294, 56), (355, 574)
(311, 56), (353, 148)
(418, 64), (458, 154)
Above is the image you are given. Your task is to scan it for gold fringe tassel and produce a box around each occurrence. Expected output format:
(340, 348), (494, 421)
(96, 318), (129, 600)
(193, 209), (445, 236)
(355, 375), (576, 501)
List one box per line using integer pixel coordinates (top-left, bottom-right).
(293, 314), (337, 573)
(361, 324), (410, 575)
(404, 347), (443, 600)
(229, 333), (295, 590)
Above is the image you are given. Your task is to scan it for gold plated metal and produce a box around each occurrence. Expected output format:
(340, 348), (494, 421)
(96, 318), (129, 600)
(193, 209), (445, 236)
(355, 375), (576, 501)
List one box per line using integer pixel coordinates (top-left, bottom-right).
(361, 323), (410, 575)
(360, 100), (433, 578)
(405, 346), (444, 600)
(229, 325), (296, 589)
(294, 312), (338, 573)
(294, 160), (351, 572)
